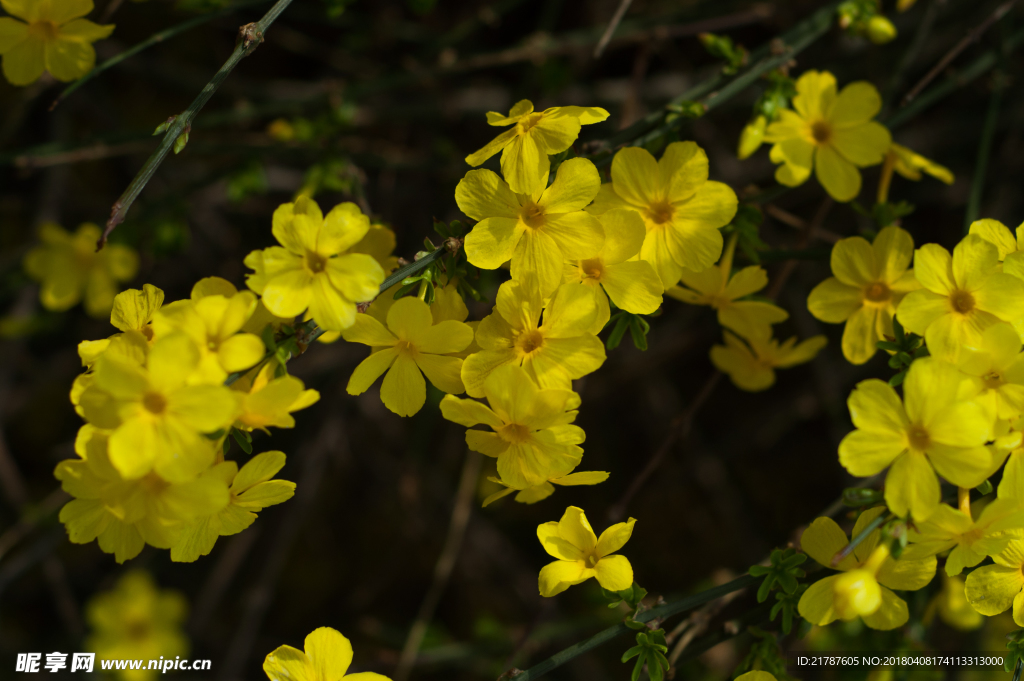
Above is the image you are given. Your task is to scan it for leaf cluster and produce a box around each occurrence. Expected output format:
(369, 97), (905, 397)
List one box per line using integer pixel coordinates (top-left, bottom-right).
(621, 628), (670, 681)
(877, 316), (929, 386)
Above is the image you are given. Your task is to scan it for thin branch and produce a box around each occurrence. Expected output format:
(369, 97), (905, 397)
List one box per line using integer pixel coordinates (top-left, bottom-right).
(606, 371), (722, 522)
(593, 0), (634, 58)
(666, 582), (746, 673)
(765, 198), (832, 300)
(900, 0), (1019, 105)
(394, 451), (482, 681)
(54, 0), (272, 110)
(98, 0), (295, 249)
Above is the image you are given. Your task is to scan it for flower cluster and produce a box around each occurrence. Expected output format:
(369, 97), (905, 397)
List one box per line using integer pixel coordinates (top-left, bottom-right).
(53, 197), (387, 563)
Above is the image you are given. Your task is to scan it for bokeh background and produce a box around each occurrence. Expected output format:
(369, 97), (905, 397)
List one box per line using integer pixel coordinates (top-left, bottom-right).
(1, 0), (1023, 678)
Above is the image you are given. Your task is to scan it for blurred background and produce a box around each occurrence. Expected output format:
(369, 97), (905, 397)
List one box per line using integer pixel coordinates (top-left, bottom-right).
(1, 0), (1023, 678)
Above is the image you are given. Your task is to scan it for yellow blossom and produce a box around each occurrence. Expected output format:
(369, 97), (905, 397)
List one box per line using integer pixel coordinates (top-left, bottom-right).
(588, 141), (738, 287)
(764, 70), (891, 202)
(668, 233), (788, 340)
(838, 358), (993, 520)
(440, 364), (585, 489)
(965, 537), (1024, 625)
(79, 332), (240, 482)
(807, 225), (920, 364)
(957, 322), (1024, 422)
(55, 426), (228, 563)
(264, 626), (391, 681)
(710, 326), (826, 392)
(23, 222), (138, 318)
(456, 158), (605, 296)
(244, 196), (384, 331)
(465, 99), (609, 194)
(461, 279), (606, 398)
(562, 209), (663, 333)
(342, 296), (474, 416)
(928, 575), (983, 631)
(111, 283), (164, 341)
(537, 506), (634, 597)
(0, 0), (114, 86)
(969, 218), (1024, 278)
(909, 495), (1024, 576)
(232, 362), (320, 431)
(86, 571), (188, 680)
(737, 115), (767, 160)
(896, 234), (1024, 363)
(482, 470), (609, 507)
(171, 451), (295, 563)
(892, 143), (954, 184)
(798, 507), (936, 629)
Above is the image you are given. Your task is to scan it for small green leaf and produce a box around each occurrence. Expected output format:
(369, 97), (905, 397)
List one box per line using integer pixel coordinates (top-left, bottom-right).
(231, 428), (253, 454)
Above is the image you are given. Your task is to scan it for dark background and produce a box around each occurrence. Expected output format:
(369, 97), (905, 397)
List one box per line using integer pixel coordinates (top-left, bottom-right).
(1, 0), (1022, 678)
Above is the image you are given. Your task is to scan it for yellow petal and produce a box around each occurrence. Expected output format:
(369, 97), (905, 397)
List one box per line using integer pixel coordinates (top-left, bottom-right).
(830, 81), (882, 126)
(800, 517), (858, 571)
(2, 33), (45, 85)
(816, 144), (862, 202)
(793, 70), (837, 121)
(414, 354), (464, 394)
(557, 506), (597, 553)
(965, 563), (1024, 615)
(594, 554), (633, 591)
(595, 517), (635, 557)
(860, 586), (909, 630)
(379, 354), (425, 417)
(319, 202), (370, 255)
(304, 627), (353, 680)
(538, 559), (589, 597)
(465, 217), (523, 270)
(659, 141), (709, 204)
(610, 147), (658, 207)
(538, 521), (585, 561)
(600, 260), (663, 315)
(885, 450), (941, 521)
(798, 575), (841, 626)
(347, 348), (398, 395)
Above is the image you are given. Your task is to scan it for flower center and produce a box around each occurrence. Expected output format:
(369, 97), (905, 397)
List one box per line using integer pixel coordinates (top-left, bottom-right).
(907, 424), (930, 452)
(811, 120), (832, 144)
(396, 339), (417, 356)
(142, 392), (168, 415)
(139, 472), (169, 495)
(520, 203), (546, 229)
(584, 553), (599, 569)
(497, 422), (531, 444)
(950, 290), (975, 314)
(515, 329), (545, 356)
(125, 617), (152, 641)
(863, 281), (891, 303)
(579, 258), (604, 282)
(645, 201), (674, 226)
(305, 250), (328, 273)
(28, 21), (59, 41)
(983, 372), (1004, 391)
(516, 113), (544, 135)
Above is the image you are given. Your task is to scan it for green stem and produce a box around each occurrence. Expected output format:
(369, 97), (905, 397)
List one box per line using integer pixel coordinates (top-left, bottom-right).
(379, 245), (451, 292)
(51, 0), (273, 110)
(98, 0), (295, 248)
(513, 574), (757, 681)
(831, 513), (890, 567)
(964, 79), (1004, 231)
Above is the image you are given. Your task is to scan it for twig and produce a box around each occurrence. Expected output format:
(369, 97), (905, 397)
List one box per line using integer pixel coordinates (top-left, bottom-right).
(765, 198), (832, 300)
(964, 76), (1005, 231)
(666, 584), (746, 675)
(830, 512), (889, 567)
(884, 0), (940, 106)
(100, 0), (126, 22)
(593, 0), (635, 58)
(98, 0), (294, 249)
(606, 371), (722, 522)
(394, 450), (482, 681)
(900, 0), (1020, 105)
(54, 0), (273, 110)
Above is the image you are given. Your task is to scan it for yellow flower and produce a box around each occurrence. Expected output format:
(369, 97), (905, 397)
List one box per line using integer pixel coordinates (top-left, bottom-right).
(737, 115), (767, 160)
(55, 426), (228, 563)
(807, 225), (920, 364)
(461, 279), (606, 398)
(80, 332), (240, 482)
(456, 158), (605, 296)
(764, 70), (891, 202)
(965, 537), (1024, 625)
(588, 141), (738, 287)
(86, 571), (187, 681)
(668, 233), (788, 340)
(482, 470), (609, 507)
(909, 496), (1024, 576)
(264, 626), (391, 681)
(838, 358), (993, 521)
(957, 322), (1024, 422)
(232, 362), (319, 431)
(537, 506), (634, 597)
(798, 507), (936, 630)
(710, 326), (826, 392)
(0, 0), (114, 86)
(891, 143), (954, 184)
(562, 209), (663, 333)
(969, 217), (1024, 274)
(896, 234), (1024, 363)
(152, 293), (266, 383)
(23, 222), (138, 318)
(440, 364), (585, 488)
(350, 222), (399, 272)
(342, 296), (474, 416)
(171, 451), (295, 563)
(244, 196), (385, 331)
(465, 99), (609, 194)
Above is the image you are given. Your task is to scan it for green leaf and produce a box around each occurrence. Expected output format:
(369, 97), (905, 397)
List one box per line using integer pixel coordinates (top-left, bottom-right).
(231, 428), (253, 455)
(621, 645), (643, 663)
(606, 315), (630, 350)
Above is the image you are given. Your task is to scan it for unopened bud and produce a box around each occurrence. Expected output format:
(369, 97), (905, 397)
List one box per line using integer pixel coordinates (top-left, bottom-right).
(867, 16), (898, 45)
(833, 569), (882, 620)
(737, 115), (767, 160)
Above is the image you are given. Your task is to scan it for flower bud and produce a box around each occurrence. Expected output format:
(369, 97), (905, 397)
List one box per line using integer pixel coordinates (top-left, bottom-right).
(867, 16), (898, 45)
(897, 0), (917, 11)
(737, 115), (767, 160)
